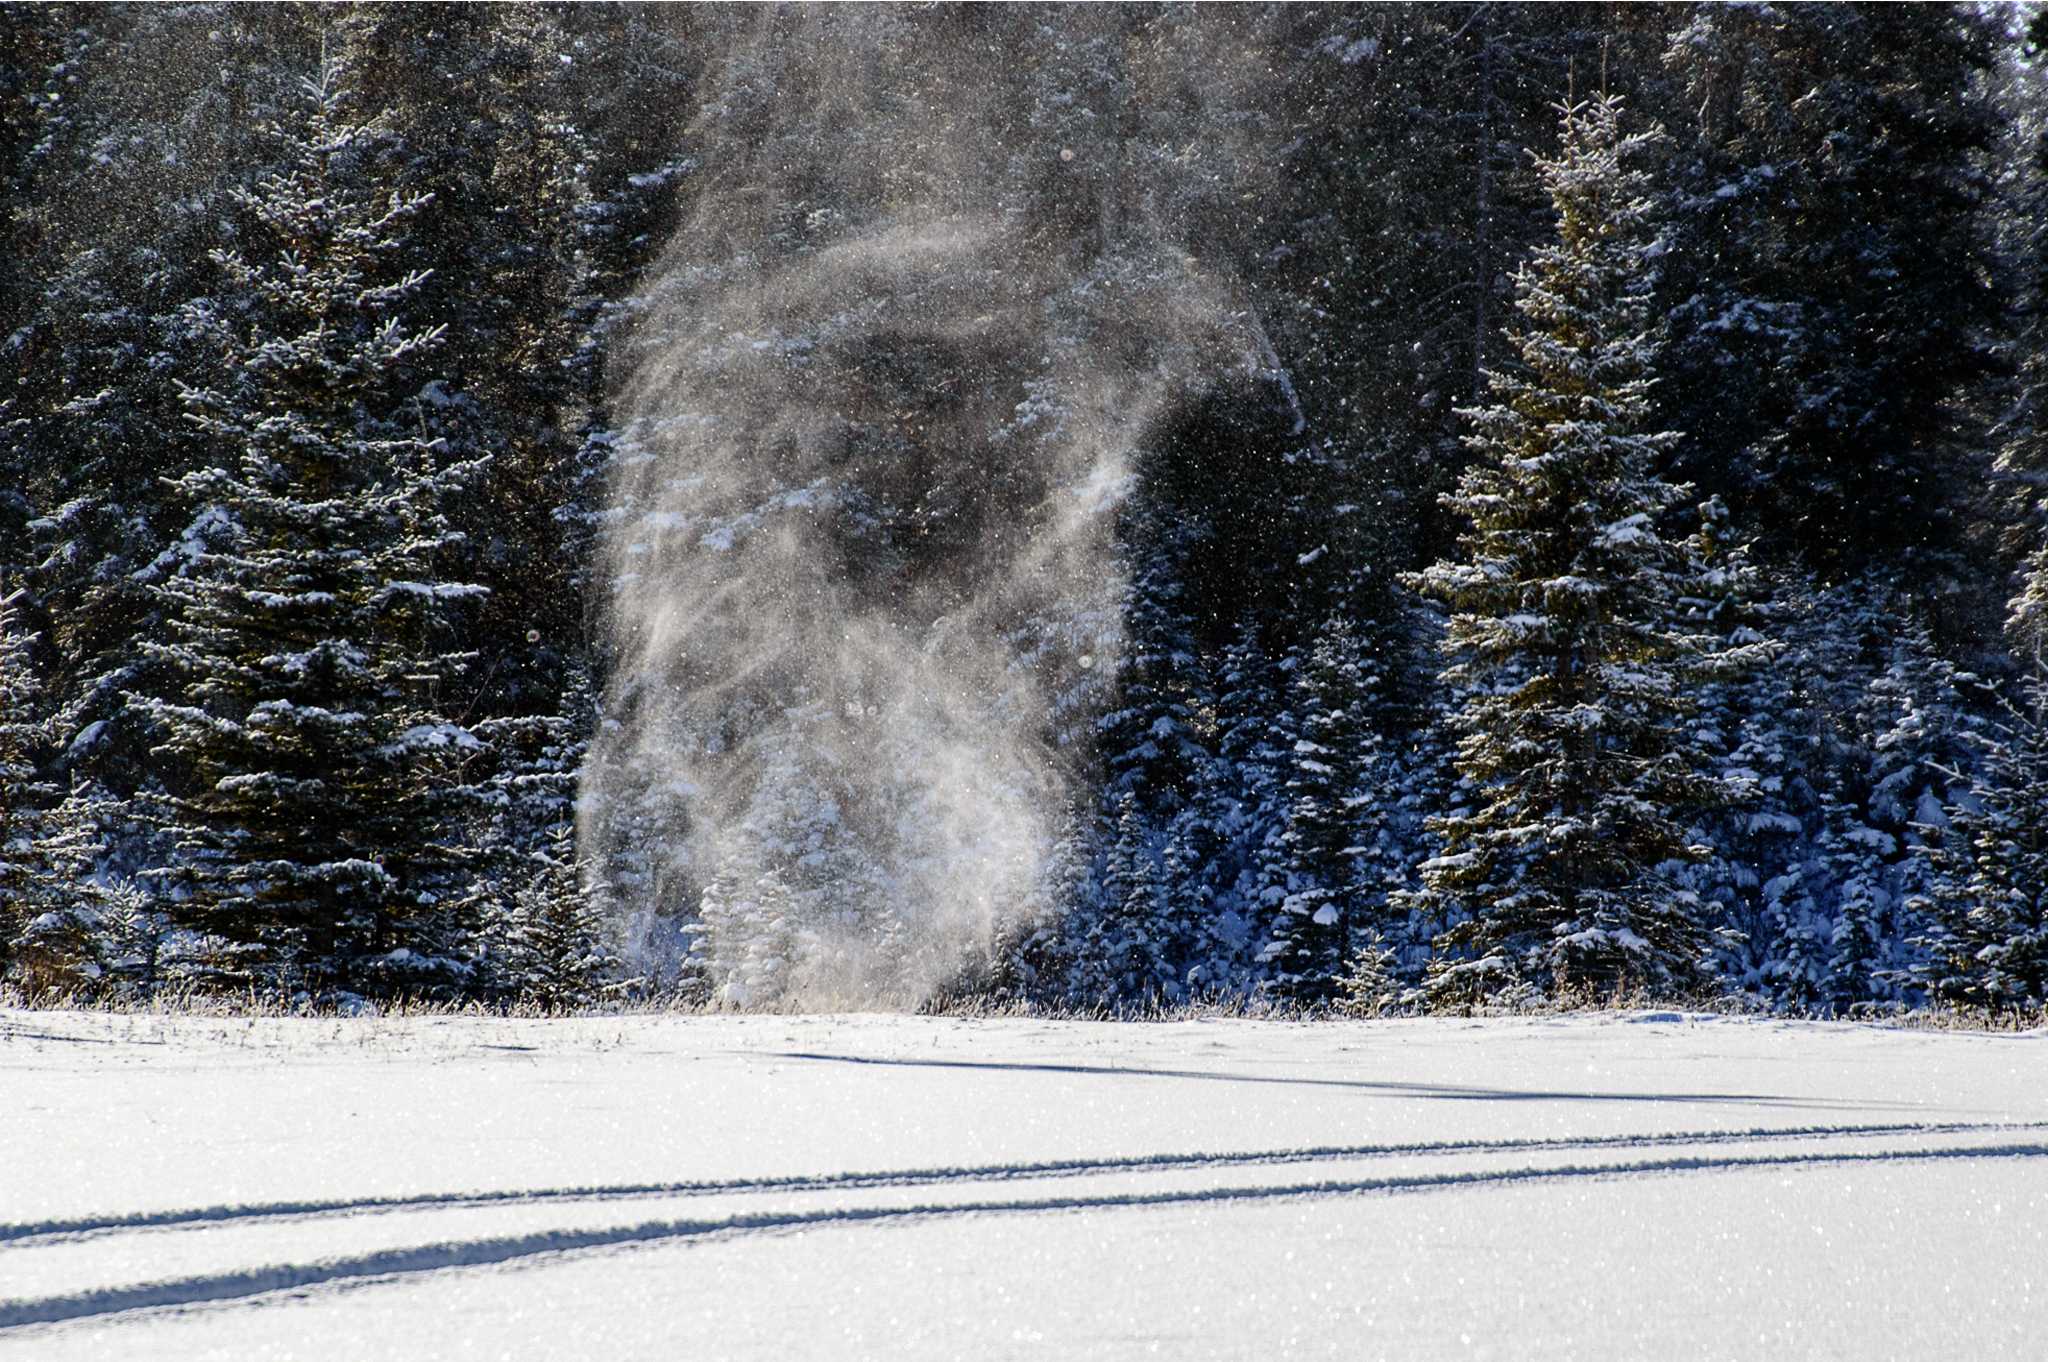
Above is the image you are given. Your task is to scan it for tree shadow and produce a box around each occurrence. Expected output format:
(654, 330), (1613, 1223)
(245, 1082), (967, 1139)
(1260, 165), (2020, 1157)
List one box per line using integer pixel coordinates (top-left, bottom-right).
(761, 1050), (1939, 1113)
(0, 1028), (122, 1046)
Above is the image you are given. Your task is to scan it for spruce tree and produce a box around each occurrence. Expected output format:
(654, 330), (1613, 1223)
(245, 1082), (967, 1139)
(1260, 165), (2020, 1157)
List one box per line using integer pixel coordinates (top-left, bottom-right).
(2001, 9), (2048, 653)
(1407, 94), (1747, 1004)
(329, 5), (599, 731)
(0, 581), (54, 976)
(22, 779), (169, 994)
(7, 5), (313, 807)
(1260, 618), (1398, 1002)
(480, 820), (618, 1010)
(1005, 800), (1090, 1004)
(1158, 807), (1219, 996)
(1659, 4), (2001, 597)
(469, 661), (613, 1003)
(141, 63), (488, 998)
(688, 712), (891, 1008)
(1213, 622), (1296, 972)
(695, 868), (795, 1011)
(1098, 520), (1209, 816)
(1080, 791), (1172, 1006)
(1912, 672), (2048, 1015)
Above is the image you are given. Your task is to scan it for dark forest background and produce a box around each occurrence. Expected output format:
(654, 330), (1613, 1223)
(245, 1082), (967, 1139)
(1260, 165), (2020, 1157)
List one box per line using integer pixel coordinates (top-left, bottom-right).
(3, 2), (2048, 1016)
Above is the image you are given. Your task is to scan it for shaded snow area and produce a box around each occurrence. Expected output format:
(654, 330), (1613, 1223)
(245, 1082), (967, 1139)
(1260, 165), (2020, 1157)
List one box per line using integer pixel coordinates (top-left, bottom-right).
(3, 1012), (2046, 1360)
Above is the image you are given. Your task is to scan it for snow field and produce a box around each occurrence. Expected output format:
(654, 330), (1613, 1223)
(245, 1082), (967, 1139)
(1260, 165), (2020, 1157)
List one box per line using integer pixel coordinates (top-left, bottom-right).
(3, 1010), (2045, 1358)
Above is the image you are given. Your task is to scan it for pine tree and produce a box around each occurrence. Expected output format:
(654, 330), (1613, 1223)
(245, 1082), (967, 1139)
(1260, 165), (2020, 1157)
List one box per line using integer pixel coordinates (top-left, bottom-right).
(7, 5), (313, 807)
(1662, 509), (1793, 999)
(329, 5), (599, 730)
(1659, 4), (2002, 598)
(480, 820), (617, 1010)
(1692, 619), (1827, 1009)
(1004, 800), (1090, 1004)
(1079, 791), (1172, 1006)
(1912, 671), (2048, 1015)
(140, 63), (488, 998)
(687, 709), (891, 1008)
(1260, 618), (1395, 1002)
(469, 660), (615, 1004)
(1204, 620), (1296, 986)
(19, 779), (170, 994)
(1379, 648), (1460, 985)
(1723, 577), (1900, 1011)
(2000, 10), (2048, 652)
(1817, 789), (1895, 1014)
(0, 580), (54, 976)
(1335, 933), (1405, 1016)
(695, 868), (796, 1011)
(1923, 16), (2048, 1008)
(1833, 623), (1978, 1008)
(1098, 519), (1209, 815)
(1157, 809), (1216, 997)
(1406, 94), (1748, 1004)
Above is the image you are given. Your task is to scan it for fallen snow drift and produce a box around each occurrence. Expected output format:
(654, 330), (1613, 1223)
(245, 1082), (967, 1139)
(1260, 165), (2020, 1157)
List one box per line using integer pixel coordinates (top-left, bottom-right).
(3, 1010), (2045, 1359)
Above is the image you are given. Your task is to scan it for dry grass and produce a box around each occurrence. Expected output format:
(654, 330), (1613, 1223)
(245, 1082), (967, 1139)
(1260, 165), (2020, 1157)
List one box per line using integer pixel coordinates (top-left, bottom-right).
(2, 980), (2039, 1032)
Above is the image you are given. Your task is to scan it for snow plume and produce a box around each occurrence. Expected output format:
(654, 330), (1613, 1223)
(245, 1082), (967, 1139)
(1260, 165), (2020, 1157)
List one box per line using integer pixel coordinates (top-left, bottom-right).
(583, 7), (1280, 1009)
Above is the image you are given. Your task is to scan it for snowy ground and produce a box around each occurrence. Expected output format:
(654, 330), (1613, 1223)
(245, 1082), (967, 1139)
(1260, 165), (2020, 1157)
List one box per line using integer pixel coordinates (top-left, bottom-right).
(3, 1009), (2045, 1360)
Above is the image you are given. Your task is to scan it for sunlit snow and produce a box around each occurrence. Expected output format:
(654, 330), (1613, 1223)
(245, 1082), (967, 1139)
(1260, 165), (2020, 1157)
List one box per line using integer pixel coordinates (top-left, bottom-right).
(4, 1010), (2044, 1360)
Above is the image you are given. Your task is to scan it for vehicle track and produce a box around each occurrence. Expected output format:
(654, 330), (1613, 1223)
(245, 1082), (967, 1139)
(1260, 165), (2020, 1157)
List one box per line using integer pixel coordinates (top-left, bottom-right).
(5, 1128), (2046, 1335)
(8, 1118), (2037, 1249)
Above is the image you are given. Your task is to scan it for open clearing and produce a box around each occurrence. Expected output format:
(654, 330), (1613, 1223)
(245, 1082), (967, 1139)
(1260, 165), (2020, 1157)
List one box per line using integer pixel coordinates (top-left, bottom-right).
(3, 1009), (2045, 1359)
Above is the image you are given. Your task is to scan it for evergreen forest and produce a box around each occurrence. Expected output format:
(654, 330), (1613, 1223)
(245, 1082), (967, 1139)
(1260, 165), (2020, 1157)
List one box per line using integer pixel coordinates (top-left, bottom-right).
(5, 1), (2048, 1018)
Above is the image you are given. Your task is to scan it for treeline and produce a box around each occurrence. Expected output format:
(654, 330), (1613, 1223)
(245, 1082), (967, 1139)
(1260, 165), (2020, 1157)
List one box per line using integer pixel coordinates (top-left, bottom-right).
(1, 3), (2045, 1015)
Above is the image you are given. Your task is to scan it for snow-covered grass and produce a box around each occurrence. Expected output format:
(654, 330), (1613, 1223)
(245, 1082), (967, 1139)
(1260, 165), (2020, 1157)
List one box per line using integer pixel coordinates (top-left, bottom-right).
(7, 980), (2042, 1031)
(4, 1009), (2046, 1359)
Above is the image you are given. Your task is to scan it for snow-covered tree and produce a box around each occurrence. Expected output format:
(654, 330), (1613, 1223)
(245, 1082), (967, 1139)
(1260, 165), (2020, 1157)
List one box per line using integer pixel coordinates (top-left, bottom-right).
(1407, 94), (1751, 1005)
(1195, 621), (1297, 988)
(479, 821), (618, 1010)
(694, 867), (796, 1011)
(6, 5), (311, 812)
(469, 661), (617, 1004)
(1076, 791), (1172, 1006)
(1829, 623), (1978, 1008)
(1260, 618), (1399, 1002)
(1911, 670), (2048, 1015)
(2001, 9), (2048, 654)
(1098, 511), (1210, 817)
(1659, 3), (2002, 597)
(14, 779), (170, 995)
(687, 707), (893, 1008)
(0, 580), (54, 976)
(141, 64), (488, 998)
(329, 5), (603, 734)
(1001, 800), (1092, 1004)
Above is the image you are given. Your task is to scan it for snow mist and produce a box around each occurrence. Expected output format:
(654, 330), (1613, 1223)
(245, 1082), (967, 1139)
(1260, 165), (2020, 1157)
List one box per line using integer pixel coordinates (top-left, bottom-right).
(584, 8), (1279, 1008)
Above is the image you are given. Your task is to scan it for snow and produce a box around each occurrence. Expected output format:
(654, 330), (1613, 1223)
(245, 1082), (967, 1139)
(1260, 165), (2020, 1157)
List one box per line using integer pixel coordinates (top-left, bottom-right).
(61, 721), (109, 759)
(393, 723), (483, 752)
(3, 1011), (2045, 1359)
(376, 581), (489, 602)
(1593, 513), (1653, 548)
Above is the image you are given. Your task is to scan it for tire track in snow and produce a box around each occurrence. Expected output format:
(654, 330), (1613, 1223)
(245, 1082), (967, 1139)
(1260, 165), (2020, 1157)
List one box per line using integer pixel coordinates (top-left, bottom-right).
(6, 1119), (2039, 1248)
(5, 1138), (2048, 1333)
